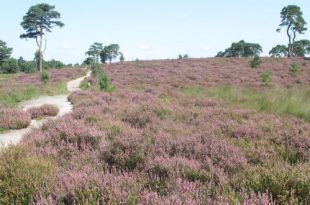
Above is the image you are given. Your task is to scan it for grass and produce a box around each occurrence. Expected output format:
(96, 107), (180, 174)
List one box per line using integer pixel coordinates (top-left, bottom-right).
(0, 82), (68, 107)
(182, 85), (310, 122)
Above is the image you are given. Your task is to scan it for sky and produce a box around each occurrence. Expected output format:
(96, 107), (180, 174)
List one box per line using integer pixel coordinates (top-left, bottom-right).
(0, 0), (309, 64)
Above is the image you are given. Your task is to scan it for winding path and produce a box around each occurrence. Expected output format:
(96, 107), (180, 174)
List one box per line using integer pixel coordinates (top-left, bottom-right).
(0, 70), (91, 147)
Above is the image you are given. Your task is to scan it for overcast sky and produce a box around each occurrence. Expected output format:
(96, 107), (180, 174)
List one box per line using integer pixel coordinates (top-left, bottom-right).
(0, 0), (309, 64)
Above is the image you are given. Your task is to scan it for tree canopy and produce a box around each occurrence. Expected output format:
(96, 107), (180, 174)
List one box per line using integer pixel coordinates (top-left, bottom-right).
(85, 42), (103, 64)
(100, 44), (120, 63)
(20, 3), (64, 72)
(216, 40), (262, 57)
(277, 5), (307, 57)
(0, 40), (12, 65)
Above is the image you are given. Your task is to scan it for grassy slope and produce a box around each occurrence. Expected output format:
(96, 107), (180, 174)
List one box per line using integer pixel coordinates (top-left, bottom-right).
(182, 85), (310, 122)
(0, 69), (83, 107)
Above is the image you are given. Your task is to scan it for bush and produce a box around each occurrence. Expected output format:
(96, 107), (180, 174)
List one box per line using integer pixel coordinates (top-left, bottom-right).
(240, 163), (310, 204)
(27, 104), (59, 119)
(99, 72), (115, 92)
(290, 63), (300, 77)
(91, 63), (101, 77)
(41, 70), (49, 83)
(250, 55), (262, 68)
(262, 71), (272, 83)
(0, 58), (19, 73)
(0, 146), (54, 205)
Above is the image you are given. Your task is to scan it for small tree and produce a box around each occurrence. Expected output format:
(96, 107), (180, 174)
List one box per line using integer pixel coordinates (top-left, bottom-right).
(0, 59), (19, 74)
(0, 40), (12, 66)
(101, 44), (120, 63)
(292, 40), (310, 57)
(86, 42), (103, 64)
(277, 5), (307, 57)
(20, 4), (64, 72)
(269, 45), (288, 57)
(216, 40), (262, 57)
(119, 52), (125, 63)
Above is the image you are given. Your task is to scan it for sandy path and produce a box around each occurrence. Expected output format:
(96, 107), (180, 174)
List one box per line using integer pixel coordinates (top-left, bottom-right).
(0, 70), (91, 147)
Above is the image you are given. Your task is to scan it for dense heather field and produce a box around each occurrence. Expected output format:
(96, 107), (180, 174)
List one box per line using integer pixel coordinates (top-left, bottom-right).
(1, 58), (310, 204)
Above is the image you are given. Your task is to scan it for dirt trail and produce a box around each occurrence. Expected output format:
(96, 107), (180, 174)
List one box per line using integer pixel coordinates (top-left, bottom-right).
(0, 70), (91, 147)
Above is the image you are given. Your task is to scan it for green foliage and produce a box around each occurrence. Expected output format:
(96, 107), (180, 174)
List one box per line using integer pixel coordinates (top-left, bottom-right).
(0, 146), (54, 205)
(18, 57), (36, 73)
(184, 169), (209, 183)
(86, 42), (103, 64)
(0, 40), (12, 65)
(119, 52), (125, 63)
(83, 57), (95, 66)
(269, 45), (288, 57)
(290, 63), (301, 77)
(178, 54), (189, 59)
(292, 40), (310, 57)
(277, 5), (307, 57)
(216, 40), (263, 57)
(99, 72), (115, 92)
(262, 71), (272, 83)
(41, 70), (49, 83)
(0, 58), (19, 73)
(100, 44), (120, 63)
(250, 55), (262, 68)
(44, 59), (65, 69)
(20, 3), (64, 71)
(90, 62), (101, 77)
(241, 164), (310, 204)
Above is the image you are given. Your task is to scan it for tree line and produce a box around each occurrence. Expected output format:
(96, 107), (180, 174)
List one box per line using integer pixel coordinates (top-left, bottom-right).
(0, 40), (70, 74)
(216, 5), (309, 58)
(84, 42), (124, 65)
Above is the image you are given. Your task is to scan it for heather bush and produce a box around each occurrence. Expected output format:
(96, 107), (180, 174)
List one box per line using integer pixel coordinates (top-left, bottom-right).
(27, 104), (59, 119)
(0, 108), (31, 129)
(250, 55), (262, 68)
(100, 135), (149, 171)
(0, 146), (54, 205)
(122, 106), (157, 129)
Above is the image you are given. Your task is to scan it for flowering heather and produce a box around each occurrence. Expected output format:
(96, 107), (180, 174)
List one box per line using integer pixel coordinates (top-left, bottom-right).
(15, 68), (84, 85)
(1, 58), (308, 204)
(0, 108), (31, 129)
(27, 104), (59, 119)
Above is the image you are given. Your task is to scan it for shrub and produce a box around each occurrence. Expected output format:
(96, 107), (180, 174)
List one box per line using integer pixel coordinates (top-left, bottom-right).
(290, 63), (300, 77)
(41, 70), (49, 83)
(262, 71), (272, 83)
(240, 163), (310, 204)
(0, 108), (31, 129)
(99, 72), (115, 92)
(0, 146), (54, 205)
(100, 135), (147, 171)
(91, 63), (101, 77)
(27, 104), (59, 119)
(0, 58), (19, 73)
(250, 55), (262, 68)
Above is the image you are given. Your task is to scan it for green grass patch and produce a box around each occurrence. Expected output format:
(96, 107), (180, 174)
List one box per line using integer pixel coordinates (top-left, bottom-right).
(181, 85), (206, 97)
(206, 86), (310, 122)
(0, 82), (68, 107)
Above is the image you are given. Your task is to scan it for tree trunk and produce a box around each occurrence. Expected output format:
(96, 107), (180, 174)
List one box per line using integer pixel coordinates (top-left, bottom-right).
(287, 24), (292, 57)
(39, 27), (43, 72)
